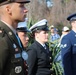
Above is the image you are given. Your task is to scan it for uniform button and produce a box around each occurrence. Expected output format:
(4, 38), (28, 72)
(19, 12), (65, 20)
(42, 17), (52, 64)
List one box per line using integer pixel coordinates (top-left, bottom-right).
(50, 63), (52, 68)
(50, 57), (52, 59)
(8, 32), (12, 35)
(50, 57), (53, 62)
(26, 69), (28, 71)
(28, 65), (29, 67)
(50, 63), (52, 65)
(25, 64), (28, 66)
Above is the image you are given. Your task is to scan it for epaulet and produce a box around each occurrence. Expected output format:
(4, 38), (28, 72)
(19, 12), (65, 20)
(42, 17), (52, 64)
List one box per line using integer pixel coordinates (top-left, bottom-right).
(0, 27), (5, 37)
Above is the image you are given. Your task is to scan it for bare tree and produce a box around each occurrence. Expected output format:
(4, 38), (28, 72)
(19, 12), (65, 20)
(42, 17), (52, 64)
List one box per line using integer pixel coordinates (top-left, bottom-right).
(27, 0), (76, 26)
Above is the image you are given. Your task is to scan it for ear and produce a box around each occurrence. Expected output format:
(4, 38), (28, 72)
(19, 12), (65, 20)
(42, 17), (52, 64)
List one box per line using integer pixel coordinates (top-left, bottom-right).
(5, 5), (12, 14)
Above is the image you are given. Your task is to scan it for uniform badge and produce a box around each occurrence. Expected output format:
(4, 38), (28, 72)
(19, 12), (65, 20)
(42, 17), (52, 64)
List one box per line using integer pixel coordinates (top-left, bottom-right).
(15, 66), (22, 73)
(13, 44), (17, 48)
(15, 53), (21, 58)
(22, 51), (28, 60)
(8, 31), (12, 35)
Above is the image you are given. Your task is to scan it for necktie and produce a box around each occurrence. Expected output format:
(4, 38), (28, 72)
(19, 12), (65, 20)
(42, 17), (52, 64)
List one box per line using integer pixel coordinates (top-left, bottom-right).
(16, 34), (22, 48)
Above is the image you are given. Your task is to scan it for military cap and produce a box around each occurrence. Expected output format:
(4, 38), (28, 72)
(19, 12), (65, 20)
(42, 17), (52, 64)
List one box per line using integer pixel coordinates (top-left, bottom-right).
(0, 0), (30, 6)
(16, 19), (30, 32)
(29, 19), (49, 32)
(67, 13), (76, 21)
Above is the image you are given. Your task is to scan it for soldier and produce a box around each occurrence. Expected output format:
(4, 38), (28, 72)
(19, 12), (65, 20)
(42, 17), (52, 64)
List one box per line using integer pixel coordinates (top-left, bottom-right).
(16, 20), (30, 49)
(26, 19), (54, 75)
(0, 0), (30, 75)
(61, 13), (76, 75)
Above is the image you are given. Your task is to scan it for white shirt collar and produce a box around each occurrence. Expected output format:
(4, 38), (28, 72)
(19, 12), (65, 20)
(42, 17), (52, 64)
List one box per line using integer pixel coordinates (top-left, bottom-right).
(40, 43), (46, 48)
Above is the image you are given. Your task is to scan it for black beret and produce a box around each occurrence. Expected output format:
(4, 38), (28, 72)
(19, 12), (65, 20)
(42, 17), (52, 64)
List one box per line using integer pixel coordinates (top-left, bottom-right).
(67, 13), (76, 21)
(0, 0), (30, 6)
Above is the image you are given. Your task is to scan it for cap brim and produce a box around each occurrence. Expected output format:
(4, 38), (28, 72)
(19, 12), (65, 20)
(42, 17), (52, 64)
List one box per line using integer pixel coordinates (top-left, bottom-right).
(0, 0), (30, 6)
(16, 28), (30, 32)
(67, 13), (76, 21)
(16, 0), (30, 3)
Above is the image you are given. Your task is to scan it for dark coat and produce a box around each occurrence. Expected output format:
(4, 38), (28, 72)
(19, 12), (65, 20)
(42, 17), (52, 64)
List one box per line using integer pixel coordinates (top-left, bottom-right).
(61, 30), (76, 75)
(0, 21), (27, 75)
(26, 40), (53, 75)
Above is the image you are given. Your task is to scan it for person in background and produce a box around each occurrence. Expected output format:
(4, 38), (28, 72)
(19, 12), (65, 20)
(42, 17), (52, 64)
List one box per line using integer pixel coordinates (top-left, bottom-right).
(49, 25), (60, 43)
(0, 0), (30, 75)
(26, 19), (54, 75)
(61, 13), (76, 75)
(17, 19), (30, 49)
(16, 20), (30, 74)
(54, 26), (70, 74)
(59, 26), (70, 46)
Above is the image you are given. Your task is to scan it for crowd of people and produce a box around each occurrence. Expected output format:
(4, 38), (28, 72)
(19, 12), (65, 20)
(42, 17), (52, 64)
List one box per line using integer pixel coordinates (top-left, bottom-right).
(0, 0), (76, 75)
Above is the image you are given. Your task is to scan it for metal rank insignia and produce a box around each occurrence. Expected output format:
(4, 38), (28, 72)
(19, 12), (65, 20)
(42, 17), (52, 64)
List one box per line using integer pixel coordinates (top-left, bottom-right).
(15, 53), (21, 58)
(13, 44), (17, 49)
(15, 66), (22, 73)
(13, 44), (19, 51)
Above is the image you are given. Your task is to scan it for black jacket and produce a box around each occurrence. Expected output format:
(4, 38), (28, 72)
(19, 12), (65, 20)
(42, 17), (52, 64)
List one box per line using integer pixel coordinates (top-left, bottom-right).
(26, 40), (53, 75)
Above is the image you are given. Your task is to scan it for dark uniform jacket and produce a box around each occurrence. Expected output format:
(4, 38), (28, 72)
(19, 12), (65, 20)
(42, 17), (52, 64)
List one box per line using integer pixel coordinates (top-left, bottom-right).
(0, 21), (27, 75)
(61, 30), (76, 75)
(26, 40), (52, 75)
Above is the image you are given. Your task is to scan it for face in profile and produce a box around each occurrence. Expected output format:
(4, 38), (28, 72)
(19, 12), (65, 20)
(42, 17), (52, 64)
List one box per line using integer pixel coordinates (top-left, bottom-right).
(35, 30), (49, 44)
(50, 28), (55, 33)
(10, 3), (28, 22)
(18, 31), (29, 48)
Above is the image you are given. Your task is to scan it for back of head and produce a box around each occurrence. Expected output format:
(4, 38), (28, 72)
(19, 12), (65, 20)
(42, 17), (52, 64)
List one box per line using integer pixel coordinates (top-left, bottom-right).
(62, 26), (70, 32)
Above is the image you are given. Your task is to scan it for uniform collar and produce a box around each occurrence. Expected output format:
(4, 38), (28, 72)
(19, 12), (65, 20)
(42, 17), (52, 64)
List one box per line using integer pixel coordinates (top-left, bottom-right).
(1, 20), (16, 35)
(41, 44), (46, 48)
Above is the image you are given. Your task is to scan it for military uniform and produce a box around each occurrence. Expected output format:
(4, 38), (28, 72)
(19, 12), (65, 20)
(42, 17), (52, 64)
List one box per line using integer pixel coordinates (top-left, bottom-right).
(26, 41), (53, 75)
(61, 13), (76, 75)
(0, 0), (30, 75)
(26, 19), (54, 75)
(0, 21), (28, 75)
(61, 30), (76, 75)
